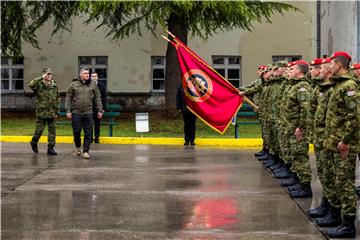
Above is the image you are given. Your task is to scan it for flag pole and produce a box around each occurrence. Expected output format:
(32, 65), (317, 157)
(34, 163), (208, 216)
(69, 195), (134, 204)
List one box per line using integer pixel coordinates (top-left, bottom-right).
(241, 95), (258, 111)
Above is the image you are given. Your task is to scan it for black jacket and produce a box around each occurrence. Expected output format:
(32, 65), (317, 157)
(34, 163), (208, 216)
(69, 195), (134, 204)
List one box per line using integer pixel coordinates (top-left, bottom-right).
(176, 85), (188, 112)
(93, 81), (107, 111)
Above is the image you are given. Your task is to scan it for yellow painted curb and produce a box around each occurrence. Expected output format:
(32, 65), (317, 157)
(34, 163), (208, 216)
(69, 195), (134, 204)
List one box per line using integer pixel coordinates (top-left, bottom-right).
(0, 136), (314, 151)
(0, 135), (263, 148)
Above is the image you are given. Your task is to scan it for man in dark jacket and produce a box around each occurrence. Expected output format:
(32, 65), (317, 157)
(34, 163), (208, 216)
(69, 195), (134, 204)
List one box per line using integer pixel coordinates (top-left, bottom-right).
(91, 72), (107, 143)
(65, 68), (103, 159)
(176, 85), (196, 145)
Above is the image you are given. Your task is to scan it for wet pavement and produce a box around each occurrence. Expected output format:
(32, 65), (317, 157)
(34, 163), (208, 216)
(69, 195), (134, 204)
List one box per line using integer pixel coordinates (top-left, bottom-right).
(1, 142), (357, 240)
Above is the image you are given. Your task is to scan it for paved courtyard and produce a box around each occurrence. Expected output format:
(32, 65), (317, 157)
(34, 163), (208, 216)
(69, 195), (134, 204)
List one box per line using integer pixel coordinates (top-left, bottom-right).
(2, 142), (358, 239)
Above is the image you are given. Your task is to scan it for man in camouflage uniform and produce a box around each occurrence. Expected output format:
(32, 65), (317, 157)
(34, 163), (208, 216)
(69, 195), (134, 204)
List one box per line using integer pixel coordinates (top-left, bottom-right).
(240, 65), (267, 157)
(306, 58), (335, 220)
(65, 68), (103, 159)
(29, 68), (59, 155)
(321, 52), (360, 238)
(281, 60), (312, 198)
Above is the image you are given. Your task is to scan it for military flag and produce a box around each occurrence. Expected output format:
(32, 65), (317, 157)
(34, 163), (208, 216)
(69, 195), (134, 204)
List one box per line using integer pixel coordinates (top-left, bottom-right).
(163, 31), (243, 134)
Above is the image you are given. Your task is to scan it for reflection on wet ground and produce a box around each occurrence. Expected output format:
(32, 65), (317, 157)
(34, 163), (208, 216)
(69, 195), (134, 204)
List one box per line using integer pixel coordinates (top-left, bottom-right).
(0, 142), (340, 239)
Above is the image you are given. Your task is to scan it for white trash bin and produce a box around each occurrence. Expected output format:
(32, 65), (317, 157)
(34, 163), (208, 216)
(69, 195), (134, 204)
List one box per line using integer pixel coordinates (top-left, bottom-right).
(135, 112), (149, 132)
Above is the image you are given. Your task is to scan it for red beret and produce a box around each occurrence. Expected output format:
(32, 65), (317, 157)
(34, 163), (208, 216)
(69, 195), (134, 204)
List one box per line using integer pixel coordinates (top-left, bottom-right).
(330, 51), (352, 61)
(287, 61), (295, 67)
(310, 58), (323, 66)
(294, 60), (309, 66)
(258, 65), (267, 70)
(351, 63), (360, 70)
(321, 58), (331, 64)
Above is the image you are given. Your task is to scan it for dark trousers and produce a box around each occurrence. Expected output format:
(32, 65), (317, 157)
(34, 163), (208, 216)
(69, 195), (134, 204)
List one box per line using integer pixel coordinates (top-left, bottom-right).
(32, 117), (56, 148)
(92, 112), (101, 141)
(182, 111), (196, 143)
(72, 113), (93, 152)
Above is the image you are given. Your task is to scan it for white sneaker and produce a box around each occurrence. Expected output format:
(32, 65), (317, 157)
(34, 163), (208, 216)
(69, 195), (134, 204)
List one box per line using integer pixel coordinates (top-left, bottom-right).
(75, 148), (81, 156)
(83, 152), (90, 159)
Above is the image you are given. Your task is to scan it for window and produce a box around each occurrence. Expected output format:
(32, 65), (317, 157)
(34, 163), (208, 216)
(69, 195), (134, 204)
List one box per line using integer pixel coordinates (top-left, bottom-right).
(212, 56), (241, 88)
(79, 56), (108, 87)
(272, 55), (302, 62)
(151, 56), (166, 92)
(1, 57), (24, 91)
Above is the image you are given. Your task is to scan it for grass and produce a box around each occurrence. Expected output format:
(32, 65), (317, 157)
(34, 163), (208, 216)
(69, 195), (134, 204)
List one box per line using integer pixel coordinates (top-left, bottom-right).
(1, 112), (261, 138)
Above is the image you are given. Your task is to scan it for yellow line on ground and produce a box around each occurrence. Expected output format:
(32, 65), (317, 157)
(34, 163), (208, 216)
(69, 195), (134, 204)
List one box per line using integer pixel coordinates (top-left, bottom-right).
(0, 136), (263, 148)
(0, 136), (315, 151)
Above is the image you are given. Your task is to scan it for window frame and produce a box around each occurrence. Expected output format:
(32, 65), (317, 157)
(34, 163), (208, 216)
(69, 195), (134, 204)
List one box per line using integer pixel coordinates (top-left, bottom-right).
(1, 57), (25, 92)
(212, 55), (242, 88)
(272, 55), (302, 62)
(151, 56), (166, 93)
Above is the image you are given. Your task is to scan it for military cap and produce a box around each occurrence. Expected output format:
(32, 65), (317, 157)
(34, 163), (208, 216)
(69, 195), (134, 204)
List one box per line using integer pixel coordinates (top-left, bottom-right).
(350, 63), (360, 70)
(258, 65), (267, 70)
(310, 58), (323, 66)
(293, 60), (308, 66)
(287, 61), (296, 67)
(42, 67), (52, 75)
(321, 58), (331, 64)
(330, 51), (352, 61)
(273, 61), (288, 68)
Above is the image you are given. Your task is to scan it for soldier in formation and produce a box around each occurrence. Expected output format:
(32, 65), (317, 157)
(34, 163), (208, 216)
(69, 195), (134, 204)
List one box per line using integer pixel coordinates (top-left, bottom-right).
(245, 51), (359, 238)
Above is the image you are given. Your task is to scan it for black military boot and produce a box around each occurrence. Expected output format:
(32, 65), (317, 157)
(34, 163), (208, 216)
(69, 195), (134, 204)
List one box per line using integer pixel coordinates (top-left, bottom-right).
(308, 197), (330, 218)
(269, 161), (284, 171)
(286, 183), (302, 191)
(356, 186), (360, 197)
(273, 166), (288, 174)
(274, 170), (293, 179)
(257, 154), (271, 161)
(326, 216), (356, 238)
(316, 206), (342, 227)
(30, 141), (38, 153)
(290, 183), (312, 198)
(47, 147), (58, 155)
(279, 176), (298, 187)
(254, 147), (267, 157)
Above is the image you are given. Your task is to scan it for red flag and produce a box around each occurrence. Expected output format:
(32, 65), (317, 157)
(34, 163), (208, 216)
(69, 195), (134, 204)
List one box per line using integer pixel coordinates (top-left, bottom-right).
(167, 34), (243, 134)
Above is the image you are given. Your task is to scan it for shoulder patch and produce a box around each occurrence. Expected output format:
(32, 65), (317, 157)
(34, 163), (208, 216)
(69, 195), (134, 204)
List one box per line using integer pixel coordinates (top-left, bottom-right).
(319, 92), (323, 97)
(299, 87), (306, 92)
(346, 90), (355, 96)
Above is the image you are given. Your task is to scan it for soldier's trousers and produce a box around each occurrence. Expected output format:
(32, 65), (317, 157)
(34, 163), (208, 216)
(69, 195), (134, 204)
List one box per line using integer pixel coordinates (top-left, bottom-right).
(266, 120), (279, 155)
(182, 111), (196, 143)
(289, 136), (311, 184)
(322, 150), (357, 218)
(72, 113), (93, 153)
(32, 117), (56, 148)
(279, 126), (291, 164)
(92, 112), (101, 141)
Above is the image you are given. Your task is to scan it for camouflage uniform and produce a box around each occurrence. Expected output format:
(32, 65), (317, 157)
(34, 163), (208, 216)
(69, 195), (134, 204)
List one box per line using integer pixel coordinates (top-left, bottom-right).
(29, 76), (59, 148)
(240, 78), (263, 106)
(258, 80), (271, 151)
(323, 73), (360, 219)
(307, 81), (335, 201)
(283, 77), (312, 184)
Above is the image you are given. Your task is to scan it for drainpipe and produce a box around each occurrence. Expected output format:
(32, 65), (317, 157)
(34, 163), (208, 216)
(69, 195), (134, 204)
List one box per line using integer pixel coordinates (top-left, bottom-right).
(316, 0), (321, 58)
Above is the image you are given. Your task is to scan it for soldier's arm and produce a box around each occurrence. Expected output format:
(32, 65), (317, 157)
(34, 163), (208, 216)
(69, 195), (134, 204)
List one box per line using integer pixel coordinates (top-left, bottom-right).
(307, 88), (317, 141)
(297, 85), (311, 130)
(93, 85), (103, 112)
(65, 83), (73, 113)
(341, 85), (359, 144)
(28, 76), (42, 92)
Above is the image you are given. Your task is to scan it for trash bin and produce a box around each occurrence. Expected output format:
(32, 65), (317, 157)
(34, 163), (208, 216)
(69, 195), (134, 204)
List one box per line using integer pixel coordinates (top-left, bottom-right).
(135, 112), (149, 132)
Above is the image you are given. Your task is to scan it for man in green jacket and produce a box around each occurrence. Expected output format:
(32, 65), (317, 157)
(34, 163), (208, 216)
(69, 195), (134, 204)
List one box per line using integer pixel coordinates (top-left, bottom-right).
(323, 52), (359, 238)
(65, 68), (103, 159)
(29, 68), (59, 155)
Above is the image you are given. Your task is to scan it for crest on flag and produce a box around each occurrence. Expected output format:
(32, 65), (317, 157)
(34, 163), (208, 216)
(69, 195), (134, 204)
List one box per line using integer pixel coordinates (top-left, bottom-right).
(183, 69), (213, 102)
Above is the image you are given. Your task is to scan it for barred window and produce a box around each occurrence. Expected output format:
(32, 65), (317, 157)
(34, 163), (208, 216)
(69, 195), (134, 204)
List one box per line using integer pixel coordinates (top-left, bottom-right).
(212, 56), (241, 88)
(151, 56), (166, 92)
(79, 56), (108, 87)
(1, 57), (24, 91)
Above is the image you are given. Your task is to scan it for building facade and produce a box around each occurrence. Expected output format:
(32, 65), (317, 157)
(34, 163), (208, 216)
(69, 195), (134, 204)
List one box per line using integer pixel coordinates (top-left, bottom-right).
(2, 1), (320, 111)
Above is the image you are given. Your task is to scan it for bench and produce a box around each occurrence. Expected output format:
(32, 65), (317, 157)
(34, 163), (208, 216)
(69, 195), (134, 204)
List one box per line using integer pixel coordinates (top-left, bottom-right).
(57, 104), (122, 137)
(234, 103), (259, 139)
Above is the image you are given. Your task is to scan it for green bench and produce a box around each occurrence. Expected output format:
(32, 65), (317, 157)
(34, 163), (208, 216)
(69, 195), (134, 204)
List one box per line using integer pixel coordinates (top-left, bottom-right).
(57, 104), (122, 137)
(234, 103), (259, 139)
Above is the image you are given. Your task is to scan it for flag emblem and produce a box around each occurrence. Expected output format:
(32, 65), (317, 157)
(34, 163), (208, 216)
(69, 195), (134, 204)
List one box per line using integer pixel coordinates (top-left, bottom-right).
(183, 69), (213, 102)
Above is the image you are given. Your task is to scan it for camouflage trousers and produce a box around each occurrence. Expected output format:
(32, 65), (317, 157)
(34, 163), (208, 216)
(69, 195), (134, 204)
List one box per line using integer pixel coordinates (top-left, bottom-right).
(322, 150), (357, 218)
(260, 119), (269, 149)
(31, 117), (56, 148)
(278, 126), (291, 164)
(265, 120), (280, 155)
(288, 135), (311, 184)
(314, 146), (325, 187)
